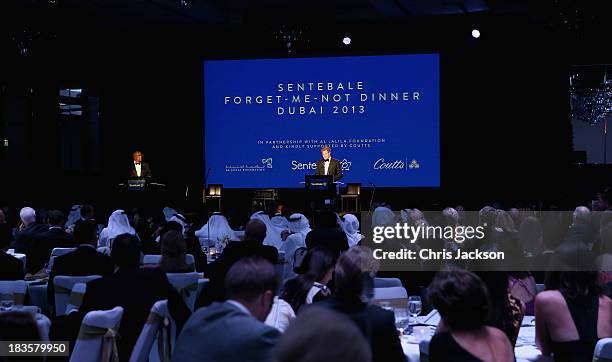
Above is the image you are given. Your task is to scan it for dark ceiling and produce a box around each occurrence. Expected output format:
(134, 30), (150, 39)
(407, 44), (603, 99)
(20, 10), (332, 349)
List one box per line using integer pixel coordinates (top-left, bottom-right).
(0, 0), (525, 27)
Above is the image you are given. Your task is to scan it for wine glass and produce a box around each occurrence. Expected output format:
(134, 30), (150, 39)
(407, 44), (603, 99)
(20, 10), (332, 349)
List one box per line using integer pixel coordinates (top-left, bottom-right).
(408, 296), (422, 325)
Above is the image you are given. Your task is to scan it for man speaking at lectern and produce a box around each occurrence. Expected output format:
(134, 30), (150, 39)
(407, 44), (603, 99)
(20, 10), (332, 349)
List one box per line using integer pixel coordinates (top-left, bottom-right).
(316, 145), (343, 181)
(128, 150), (152, 178)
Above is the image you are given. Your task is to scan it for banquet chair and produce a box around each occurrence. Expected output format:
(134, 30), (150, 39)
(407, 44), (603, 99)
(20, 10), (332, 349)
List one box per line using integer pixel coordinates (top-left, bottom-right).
(373, 286), (408, 309)
(166, 272), (199, 311)
(129, 300), (175, 362)
(47, 247), (77, 272)
(594, 338), (612, 362)
(536, 283), (545, 294)
(419, 339), (430, 362)
(65, 282), (87, 315)
(70, 306), (124, 362)
(0, 280), (27, 306)
(374, 277), (402, 288)
(142, 254), (195, 271)
(54, 275), (102, 316)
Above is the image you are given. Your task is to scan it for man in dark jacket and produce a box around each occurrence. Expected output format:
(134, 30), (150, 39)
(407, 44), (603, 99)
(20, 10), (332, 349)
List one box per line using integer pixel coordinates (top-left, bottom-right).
(47, 220), (113, 305)
(307, 246), (405, 362)
(28, 210), (74, 274)
(306, 210), (349, 259)
(196, 219), (278, 308)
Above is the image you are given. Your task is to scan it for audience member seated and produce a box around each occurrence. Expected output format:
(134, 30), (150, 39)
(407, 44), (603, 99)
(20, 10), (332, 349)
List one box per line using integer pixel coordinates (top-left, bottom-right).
(250, 210), (283, 249)
(274, 307), (371, 362)
(310, 246), (405, 362)
(196, 219), (278, 307)
(566, 206), (595, 245)
(341, 213), (364, 248)
(73, 204), (96, 228)
(12, 207), (48, 254)
(536, 241), (612, 362)
(429, 270), (514, 362)
(0, 311), (41, 342)
(47, 220), (114, 305)
(280, 247), (335, 313)
(98, 209), (138, 249)
(73, 233), (191, 362)
(0, 238), (24, 280)
(159, 220), (207, 272)
(157, 229), (192, 273)
(285, 213), (311, 246)
(305, 210), (349, 258)
(476, 271), (525, 346)
(172, 256), (280, 362)
(28, 210), (74, 274)
(195, 212), (239, 250)
(0, 208), (12, 247)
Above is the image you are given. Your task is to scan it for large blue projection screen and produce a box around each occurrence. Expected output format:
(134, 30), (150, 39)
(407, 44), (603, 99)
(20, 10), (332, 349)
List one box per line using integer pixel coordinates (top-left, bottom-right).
(204, 54), (440, 188)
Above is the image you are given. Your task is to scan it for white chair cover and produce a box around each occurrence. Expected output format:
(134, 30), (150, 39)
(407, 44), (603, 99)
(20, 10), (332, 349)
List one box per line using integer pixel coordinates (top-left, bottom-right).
(279, 234), (305, 281)
(0, 280), (27, 305)
(65, 282), (87, 315)
(70, 306), (124, 362)
(374, 277), (402, 288)
(373, 286), (408, 309)
(129, 300), (175, 362)
(166, 272), (199, 311)
(594, 338), (612, 362)
(264, 297), (295, 333)
(47, 247), (77, 272)
(54, 275), (102, 316)
(142, 254), (195, 270)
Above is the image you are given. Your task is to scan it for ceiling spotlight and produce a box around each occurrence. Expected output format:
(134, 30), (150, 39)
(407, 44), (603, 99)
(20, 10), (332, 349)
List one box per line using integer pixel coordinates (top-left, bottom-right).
(179, 0), (192, 8)
(342, 36), (351, 45)
(471, 29), (481, 39)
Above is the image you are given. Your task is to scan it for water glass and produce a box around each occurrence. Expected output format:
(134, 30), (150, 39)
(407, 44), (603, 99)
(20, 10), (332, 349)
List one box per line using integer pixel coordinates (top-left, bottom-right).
(408, 296), (422, 324)
(0, 293), (15, 311)
(394, 307), (409, 330)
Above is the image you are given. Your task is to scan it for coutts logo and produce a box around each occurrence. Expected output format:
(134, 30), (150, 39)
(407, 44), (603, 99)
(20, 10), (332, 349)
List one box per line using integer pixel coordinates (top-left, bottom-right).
(374, 158), (406, 170)
(373, 158), (420, 170)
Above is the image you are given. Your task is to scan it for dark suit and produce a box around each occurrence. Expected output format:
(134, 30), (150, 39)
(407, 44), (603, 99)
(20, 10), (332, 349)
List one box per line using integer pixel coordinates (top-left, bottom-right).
(12, 223), (49, 254)
(29, 227), (74, 274)
(315, 158), (343, 181)
(0, 251), (24, 280)
(311, 296), (405, 362)
(196, 240), (278, 308)
(128, 162), (152, 178)
(172, 301), (280, 362)
(47, 245), (114, 305)
(76, 268), (190, 362)
(305, 228), (349, 259)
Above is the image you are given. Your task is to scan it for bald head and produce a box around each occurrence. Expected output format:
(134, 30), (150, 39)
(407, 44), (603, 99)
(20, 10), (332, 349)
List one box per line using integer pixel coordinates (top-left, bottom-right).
(573, 206), (591, 226)
(245, 219), (267, 244)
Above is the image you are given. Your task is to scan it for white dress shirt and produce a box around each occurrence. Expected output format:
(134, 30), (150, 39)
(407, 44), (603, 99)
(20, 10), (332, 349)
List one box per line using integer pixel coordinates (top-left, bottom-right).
(134, 161), (142, 177)
(324, 158), (330, 175)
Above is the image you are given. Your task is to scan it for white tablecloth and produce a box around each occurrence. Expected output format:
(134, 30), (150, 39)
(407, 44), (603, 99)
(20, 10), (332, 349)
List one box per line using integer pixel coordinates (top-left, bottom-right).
(401, 316), (547, 362)
(25, 278), (209, 317)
